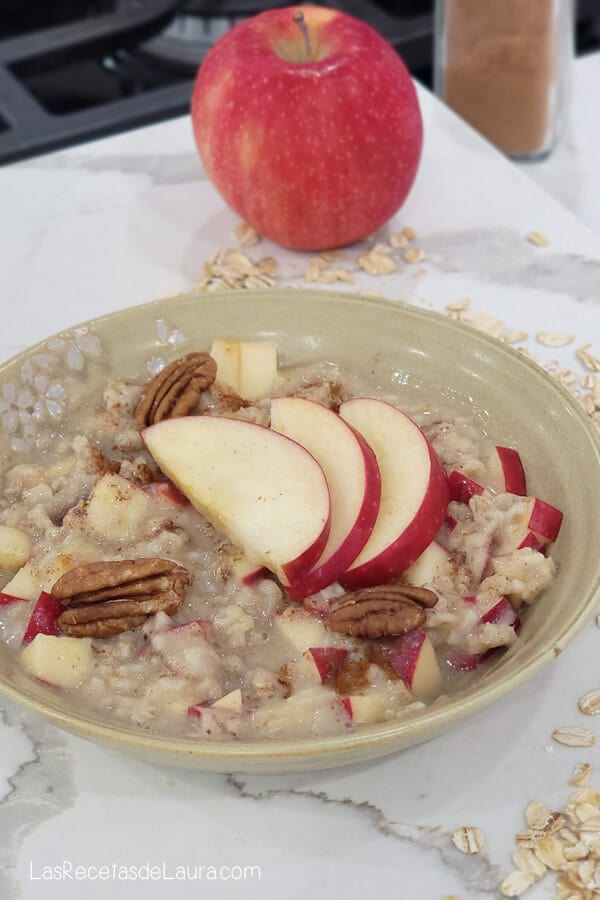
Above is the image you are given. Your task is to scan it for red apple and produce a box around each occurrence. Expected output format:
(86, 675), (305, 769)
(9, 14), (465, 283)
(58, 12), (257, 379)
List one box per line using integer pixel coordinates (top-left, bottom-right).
(448, 470), (484, 504)
(404, 540), (451, 587)
(486, 446), (527, 495)
(191, 6), (422, 250)
(338, 399), (449, 589)
(143, 415), (331, 586)
(22, 591), (63, 645)
(480, 597), (521, 630)
(494, 497), (563, 555)
(271, 397), (381, 598)
(144, 480), (190, 507)
(308, 646), (348, 684)
(0, 591), (30, 607)
(385, 630), (441, 699)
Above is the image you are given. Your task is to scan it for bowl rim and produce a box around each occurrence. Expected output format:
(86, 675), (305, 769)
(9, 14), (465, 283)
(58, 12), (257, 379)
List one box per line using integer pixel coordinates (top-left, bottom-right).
(1, 287), (600, 765)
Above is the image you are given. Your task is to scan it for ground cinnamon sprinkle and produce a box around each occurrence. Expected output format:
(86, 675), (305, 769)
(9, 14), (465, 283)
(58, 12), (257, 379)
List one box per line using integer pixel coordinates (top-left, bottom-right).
(443, 0), (555, 157)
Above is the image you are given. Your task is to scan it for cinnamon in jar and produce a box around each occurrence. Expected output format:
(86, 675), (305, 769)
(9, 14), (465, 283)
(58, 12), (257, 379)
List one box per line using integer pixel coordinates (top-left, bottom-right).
(434, 0), (574, 159)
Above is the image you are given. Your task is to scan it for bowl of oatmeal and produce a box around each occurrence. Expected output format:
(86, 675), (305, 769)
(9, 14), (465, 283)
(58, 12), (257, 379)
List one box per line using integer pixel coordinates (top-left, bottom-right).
(0, 288), (599, 773)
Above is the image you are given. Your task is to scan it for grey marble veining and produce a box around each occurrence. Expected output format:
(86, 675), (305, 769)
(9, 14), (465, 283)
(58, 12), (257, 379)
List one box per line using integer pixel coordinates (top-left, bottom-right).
(0, 701), (76, 900)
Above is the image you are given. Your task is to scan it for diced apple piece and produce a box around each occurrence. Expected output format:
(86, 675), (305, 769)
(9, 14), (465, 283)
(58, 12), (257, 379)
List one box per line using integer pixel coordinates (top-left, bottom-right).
(308, 646), (348, 684)
(486, 446), (527, 495)
(210, 339), (241, 391)
(4, 551), (79, 603)
(494, 497), (563, 555)
(143, 480), (190, 507)
(85, 473), (156, 542)
(274, 608), (328, 653)
(404, 541), (451, 588)
(21, 634), (92, 688)
(239, 342), (278, 400)
(0, 591), (29, 607)
(143, 416), (330, 585)
(469, 539), (492, 584)
(271, 397), (381, 598)
(480, 597), (521, 629)
(387, 630), (442, 699)
(446, 651), (482, 671)
(448, 470), (484, 504)
(211, 688), (243, 712)
(339, 399), (449, 588)
(0, 525), (31, 570)
(22, 591), (64, 644)
(342, 691), (389, 724)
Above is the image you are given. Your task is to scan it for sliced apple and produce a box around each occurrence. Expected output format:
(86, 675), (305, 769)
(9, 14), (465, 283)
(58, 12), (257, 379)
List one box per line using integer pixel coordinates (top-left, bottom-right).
(494, 497), (563, 555)
(486, 446), (527, 495)
(404, 541), (451, 588)
(22, 591), (64, 645)
(448, 470), (484, 504)
(211, 688), (243, 712)
(271, 397), (381, 598)
(21, 634), (92, 688)
(386, 630), (442, 699)
(308, 646), (348, 684)
(341, 691), (390, 725)
(0, 525), (31, 570)
(144, 416), (330, 585)
(338, 399), (449, 589)
(480, 597), (521, 629)
(85, 473), (156, 542)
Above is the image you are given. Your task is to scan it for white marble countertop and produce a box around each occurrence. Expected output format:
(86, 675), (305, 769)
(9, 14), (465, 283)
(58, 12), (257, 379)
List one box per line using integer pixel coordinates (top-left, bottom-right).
(1, 51), (600, 900)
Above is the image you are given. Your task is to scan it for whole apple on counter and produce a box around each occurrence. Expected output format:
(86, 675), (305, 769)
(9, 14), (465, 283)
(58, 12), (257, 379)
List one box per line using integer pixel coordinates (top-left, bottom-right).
(191, 6), (422, 250)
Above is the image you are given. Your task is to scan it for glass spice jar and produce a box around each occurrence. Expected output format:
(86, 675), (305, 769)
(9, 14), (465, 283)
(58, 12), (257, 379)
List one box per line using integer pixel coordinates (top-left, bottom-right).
(434, 0), (575, 160)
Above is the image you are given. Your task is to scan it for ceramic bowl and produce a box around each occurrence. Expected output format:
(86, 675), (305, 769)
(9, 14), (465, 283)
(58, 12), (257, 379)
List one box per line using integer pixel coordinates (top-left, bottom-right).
(1, 289), (599, 773)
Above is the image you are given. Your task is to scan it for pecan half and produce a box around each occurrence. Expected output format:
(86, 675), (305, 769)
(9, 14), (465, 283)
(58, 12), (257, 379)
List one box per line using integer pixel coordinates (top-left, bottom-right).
(325, 582), (437, 639)
(135, 352), (217, 428)
(52, 558), (190, 638)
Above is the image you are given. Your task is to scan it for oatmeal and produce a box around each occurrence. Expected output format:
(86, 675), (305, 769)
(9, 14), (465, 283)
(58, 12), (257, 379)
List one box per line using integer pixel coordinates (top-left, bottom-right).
(0, 342), (563, 741)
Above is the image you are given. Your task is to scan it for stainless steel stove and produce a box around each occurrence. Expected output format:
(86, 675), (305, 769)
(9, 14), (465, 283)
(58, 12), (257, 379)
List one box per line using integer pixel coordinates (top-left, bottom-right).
(1, 0), (598, 164)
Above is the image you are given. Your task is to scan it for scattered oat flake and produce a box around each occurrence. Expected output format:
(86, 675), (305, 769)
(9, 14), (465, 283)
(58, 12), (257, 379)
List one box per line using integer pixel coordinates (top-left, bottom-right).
(402, 226), (417, 240)
(527, 230), (550, 246)
(234, 222), (261, 248)
(501, 869), (536, 896)
(451, 826), (485, 854)
(537, 332), (575, 348)
(404, 247), (426, 264)
(577, 344), (600, 373)
(504, 330), (529, 344)
(534, 835), (567, 870)
(319, 248), (341, 261)
(358, 251), (396, 275)
(372, 242), (392, 255)
(570, 764), (593, 788)
(446, 298), (470, 312)
(513, 848), (547, 880)
(526, 800), (552, 830)
(552, 727), (595, 748)
(389, 232), (408, 249)
(579, 691), (600, 717)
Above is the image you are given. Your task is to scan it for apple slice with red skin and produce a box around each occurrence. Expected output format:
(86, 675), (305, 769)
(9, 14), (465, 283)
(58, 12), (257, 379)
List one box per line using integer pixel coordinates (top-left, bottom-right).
(22, 591), (63, 645)
(486, 446), (527, 495)
(448, 471), (484, 504)
(480, 597), (521, 629)
(308, 647), (348, 685)
(143, 416), (331, 586)
(404, 541), (451, 588)
(0, 591), (30, 607)
(386, 630), (442, 699)
(270, 397), (381, 598)
(338, 399), (449, 589)
(494, 497), (563, 555)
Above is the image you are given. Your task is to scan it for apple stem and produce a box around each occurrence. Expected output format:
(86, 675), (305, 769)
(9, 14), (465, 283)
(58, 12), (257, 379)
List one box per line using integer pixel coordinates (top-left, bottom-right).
(293, 11), (312, 60)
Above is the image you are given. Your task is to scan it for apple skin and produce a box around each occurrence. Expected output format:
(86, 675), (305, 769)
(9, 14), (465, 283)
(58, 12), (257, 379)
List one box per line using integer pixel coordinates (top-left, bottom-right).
(191, 6), (422, 250)
(448, 470), (484, 504)
(22, 591), (63, 645)
(339, 399), (449, 589)
(308, 646), (348, 684)
(488, 446), (527, 495)
(271, 397), (381, 599)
